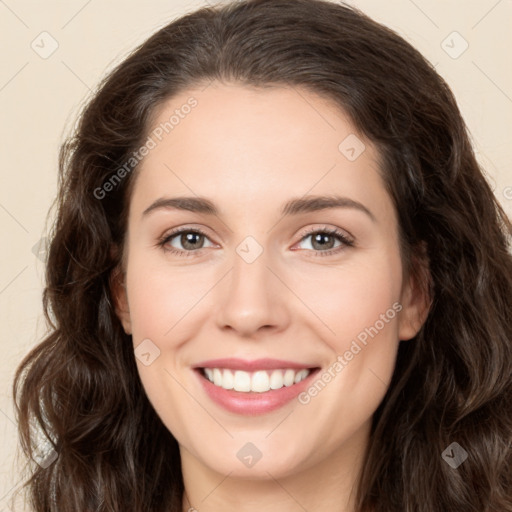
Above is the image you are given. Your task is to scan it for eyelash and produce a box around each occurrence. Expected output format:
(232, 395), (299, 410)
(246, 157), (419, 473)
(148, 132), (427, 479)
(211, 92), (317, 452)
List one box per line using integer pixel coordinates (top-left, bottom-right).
(156, 226), (354, 258)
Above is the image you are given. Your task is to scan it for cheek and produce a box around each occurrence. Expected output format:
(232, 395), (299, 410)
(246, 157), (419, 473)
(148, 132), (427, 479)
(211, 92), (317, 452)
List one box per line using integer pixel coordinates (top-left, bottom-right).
(125, 252), (206, 340)
(292, 253), (402, 344)
(124, 254), (201, 440)
(291, 253), (402, 413)
(294, 300), (401, 456)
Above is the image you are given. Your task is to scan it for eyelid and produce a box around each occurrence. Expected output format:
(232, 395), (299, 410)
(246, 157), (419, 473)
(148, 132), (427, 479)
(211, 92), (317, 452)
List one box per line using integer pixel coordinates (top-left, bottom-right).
(161, 224), (212, 238)
(157, 225), (215, 251)
(296, 224), (354, 244)
(291, 225), (355, 256)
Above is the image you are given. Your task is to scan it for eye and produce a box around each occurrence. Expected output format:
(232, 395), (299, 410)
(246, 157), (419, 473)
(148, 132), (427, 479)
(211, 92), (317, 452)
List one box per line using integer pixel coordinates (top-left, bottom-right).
(157, 227), (215, 257)
(294, 227), (354, 257)
(156, 226), (354, 258)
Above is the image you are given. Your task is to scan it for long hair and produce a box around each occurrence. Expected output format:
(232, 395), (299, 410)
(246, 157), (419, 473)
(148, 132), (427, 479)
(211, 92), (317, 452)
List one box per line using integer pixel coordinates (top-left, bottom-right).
(12, 0), (512, 510)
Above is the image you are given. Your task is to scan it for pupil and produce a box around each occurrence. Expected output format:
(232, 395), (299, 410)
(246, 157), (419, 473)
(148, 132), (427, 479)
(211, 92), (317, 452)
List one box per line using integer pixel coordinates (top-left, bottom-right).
(313, 233), (333, 250)
(183, 232), (202, 249)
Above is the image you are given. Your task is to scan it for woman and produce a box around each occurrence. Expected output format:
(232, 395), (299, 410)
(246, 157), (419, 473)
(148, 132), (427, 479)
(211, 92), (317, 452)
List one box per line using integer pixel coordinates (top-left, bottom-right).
(13, 0), (512, 510)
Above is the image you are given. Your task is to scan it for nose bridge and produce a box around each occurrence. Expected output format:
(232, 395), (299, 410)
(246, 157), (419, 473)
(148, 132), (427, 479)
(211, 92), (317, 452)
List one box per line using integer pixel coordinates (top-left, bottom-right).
(232, 235), (271, 293)
(214, 234), (289, 335)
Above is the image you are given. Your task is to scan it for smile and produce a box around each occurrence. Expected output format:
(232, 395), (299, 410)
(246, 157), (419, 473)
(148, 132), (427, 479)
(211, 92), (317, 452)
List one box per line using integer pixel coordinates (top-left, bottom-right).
(193, 358), (321, 415)
(201, 367), (311, 393)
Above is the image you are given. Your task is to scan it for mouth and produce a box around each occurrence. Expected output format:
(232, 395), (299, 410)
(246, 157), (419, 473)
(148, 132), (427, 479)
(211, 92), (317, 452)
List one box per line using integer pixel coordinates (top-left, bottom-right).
(198, 367), (314, 393)
(192, 358), (321, 415)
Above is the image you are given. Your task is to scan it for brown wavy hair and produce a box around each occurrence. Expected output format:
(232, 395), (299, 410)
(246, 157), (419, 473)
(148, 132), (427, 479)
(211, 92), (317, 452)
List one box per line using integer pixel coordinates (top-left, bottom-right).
(12, 0), (512, 510)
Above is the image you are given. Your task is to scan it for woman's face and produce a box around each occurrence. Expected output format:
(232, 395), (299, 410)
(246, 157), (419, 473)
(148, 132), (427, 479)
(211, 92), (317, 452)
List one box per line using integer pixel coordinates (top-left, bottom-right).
(113, 82), (427, 481)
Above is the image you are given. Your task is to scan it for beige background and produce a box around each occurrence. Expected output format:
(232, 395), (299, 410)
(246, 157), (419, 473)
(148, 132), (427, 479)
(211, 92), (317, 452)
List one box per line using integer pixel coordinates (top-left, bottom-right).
(1, 0), (511, 508)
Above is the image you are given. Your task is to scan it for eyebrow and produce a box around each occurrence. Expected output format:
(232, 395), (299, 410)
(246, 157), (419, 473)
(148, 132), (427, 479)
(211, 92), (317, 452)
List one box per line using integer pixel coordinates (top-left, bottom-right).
(141, 194), (376, 222)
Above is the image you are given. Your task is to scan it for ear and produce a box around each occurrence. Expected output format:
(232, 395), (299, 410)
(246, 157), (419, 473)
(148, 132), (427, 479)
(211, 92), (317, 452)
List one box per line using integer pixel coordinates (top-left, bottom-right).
(397, 242), (432, 341)
(109, 263), (132, 335)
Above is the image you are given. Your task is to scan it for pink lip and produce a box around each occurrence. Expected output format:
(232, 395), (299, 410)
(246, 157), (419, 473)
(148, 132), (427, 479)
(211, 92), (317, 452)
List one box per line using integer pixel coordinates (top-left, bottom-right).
(193, 365), (320, 416)
(193, 357), (317, 371)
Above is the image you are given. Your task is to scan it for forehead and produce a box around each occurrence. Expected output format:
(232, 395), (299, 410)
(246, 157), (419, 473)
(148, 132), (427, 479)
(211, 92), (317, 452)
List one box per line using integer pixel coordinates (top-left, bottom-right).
(129, 82), (390, 220)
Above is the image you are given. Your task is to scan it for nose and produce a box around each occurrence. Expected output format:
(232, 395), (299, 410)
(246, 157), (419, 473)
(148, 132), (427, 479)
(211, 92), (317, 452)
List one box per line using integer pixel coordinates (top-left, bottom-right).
(214, 244), (290, 338)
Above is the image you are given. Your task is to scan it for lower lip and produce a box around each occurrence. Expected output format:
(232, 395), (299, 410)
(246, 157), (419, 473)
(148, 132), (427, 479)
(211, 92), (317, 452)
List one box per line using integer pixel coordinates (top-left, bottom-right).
(195, 368), (320, 415)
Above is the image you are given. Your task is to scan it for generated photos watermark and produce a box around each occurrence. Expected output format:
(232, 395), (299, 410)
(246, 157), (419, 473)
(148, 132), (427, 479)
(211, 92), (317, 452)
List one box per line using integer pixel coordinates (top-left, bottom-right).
(93, 97), (198, 200)
(298, 301), (403, 405)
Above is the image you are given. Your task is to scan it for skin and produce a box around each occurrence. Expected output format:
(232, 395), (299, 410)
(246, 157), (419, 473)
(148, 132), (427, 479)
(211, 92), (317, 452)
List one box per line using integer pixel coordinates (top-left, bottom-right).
(112, 82), (430, 512)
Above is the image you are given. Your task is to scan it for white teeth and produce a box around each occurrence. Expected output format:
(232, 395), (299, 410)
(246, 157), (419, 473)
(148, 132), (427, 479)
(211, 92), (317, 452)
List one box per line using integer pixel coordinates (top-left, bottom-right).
(294, 369), (310, 384)
(269, 369), (284, 389)
(283, 369), (296, 386)
(202, 368), (312, 393)
(233, 370), (251, 392)
(221, 369), (234, 390)
(213, 368), (223, 387)
(251, 371), (270, 393)
(204, 368), (213, 381)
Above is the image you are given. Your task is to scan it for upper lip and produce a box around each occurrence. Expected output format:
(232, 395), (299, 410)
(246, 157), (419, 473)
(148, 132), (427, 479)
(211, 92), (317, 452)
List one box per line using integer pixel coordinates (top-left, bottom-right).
(193, 358), (318, 371)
